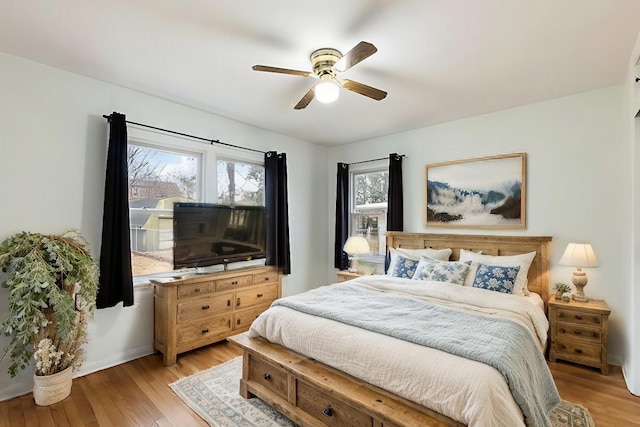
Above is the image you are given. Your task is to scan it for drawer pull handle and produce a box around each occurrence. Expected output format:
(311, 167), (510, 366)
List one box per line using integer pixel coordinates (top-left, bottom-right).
(575, 348), (583, 354)
(559, 328), (566, 333)
(202, 305), (210, 310)
(194, 288), (201, 293)
(257, 293), (263, 298)
(322, 405), (333, 417)
(574, 315), (583, 320)
(227, 300), (231, 307)
(201, 328), (209, 334)
(237, 319), (241, 325)
(231, 280), (238, 285)
(237, 298), (241, 307)
(263, 373), (271, 381)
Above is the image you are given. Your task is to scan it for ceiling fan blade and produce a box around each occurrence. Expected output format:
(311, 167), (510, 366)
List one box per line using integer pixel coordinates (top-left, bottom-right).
(252, 65), (311, 77)
(294, 87), (315, 110)
(333, 41), (377, 72)
(341, 79), (387, 101)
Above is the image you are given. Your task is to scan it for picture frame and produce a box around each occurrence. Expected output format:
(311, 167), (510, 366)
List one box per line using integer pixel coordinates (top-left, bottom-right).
(425, 153), (526, 229)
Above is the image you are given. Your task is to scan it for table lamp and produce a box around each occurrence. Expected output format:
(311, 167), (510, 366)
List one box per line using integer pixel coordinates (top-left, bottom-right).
(558, 243), (598, 302)
(343, 236), (370, 273)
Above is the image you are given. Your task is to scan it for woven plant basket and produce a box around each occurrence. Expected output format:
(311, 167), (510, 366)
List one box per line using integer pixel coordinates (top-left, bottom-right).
(33, 366), (73, 406)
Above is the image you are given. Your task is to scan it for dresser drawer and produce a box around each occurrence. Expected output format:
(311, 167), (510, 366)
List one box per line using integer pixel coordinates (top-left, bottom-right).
(176, 316), (232, 346)
(177, 281), (215, 299)
(555, 339), (601, 364)
(253, 271), (279, 286)
(297, 380), (372, 427)
(248, 355), (288, 400)
(236, 284), (278, 310)
(216, 275), (253, 292)
(555, 308), (602, 326)
(556, 321), (601, 343)
(177, 294), (233, 323)
(234, 304), (270, 331)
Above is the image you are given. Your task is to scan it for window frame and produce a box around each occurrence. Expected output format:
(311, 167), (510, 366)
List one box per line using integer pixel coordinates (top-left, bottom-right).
(349, 162), (389, 256)
(126, 136), (266, 281)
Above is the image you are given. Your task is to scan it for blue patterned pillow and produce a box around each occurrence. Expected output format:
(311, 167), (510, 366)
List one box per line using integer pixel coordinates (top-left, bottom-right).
(412, 257), (472, 285)
(472, 263), (521, 294)
(391, 255), (420, 278)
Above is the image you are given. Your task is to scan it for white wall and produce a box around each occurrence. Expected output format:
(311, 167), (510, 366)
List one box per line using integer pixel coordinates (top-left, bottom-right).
(328, 86), (634, 380)
(0, 52), (329, 401)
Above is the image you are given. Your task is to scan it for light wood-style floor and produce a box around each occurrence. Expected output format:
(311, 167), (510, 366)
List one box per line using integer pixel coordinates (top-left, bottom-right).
(0, 340), (638, 426)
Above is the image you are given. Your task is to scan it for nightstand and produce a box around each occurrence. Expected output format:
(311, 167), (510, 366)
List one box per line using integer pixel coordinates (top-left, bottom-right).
(336, 270), (362, 282)
(548, 297), (610, 375)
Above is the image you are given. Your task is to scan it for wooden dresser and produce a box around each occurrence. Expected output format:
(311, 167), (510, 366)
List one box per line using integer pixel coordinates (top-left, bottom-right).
(152, 266), (281, 366)
(548, 297), (610, 374)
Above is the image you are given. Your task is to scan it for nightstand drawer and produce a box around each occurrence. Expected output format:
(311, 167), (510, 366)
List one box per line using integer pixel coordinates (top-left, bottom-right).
(555, 308), (602, 326)
(556, 321), (601, 343)
(555, 339), (601, 363)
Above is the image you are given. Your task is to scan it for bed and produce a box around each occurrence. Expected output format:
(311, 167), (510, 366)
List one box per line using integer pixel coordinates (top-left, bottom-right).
(228, 232), (556, 427)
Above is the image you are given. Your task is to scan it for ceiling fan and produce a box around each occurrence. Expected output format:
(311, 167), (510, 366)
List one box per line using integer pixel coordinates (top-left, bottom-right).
(252, 41), (387, 110)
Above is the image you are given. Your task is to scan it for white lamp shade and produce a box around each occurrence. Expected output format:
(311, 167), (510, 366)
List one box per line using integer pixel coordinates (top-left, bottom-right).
(343, 236), (370, 255)
(315, 81), (340, 103)
(558, 243), (599, 268)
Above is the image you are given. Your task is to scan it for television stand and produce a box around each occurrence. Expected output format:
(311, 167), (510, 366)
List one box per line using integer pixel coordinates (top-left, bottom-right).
(151, 266), (281, 366)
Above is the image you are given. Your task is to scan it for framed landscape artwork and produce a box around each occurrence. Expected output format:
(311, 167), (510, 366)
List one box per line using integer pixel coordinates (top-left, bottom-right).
(425, 153), (526, 229)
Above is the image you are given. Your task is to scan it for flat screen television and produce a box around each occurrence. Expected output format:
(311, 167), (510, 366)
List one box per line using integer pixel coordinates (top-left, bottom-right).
(173, 203), (267, 269)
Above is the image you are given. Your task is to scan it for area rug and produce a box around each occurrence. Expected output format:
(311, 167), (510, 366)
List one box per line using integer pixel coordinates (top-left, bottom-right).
(169, 357), (595, 427)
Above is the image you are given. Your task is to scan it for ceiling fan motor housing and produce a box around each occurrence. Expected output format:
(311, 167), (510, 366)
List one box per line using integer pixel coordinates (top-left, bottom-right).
(310, 48), (342, 79)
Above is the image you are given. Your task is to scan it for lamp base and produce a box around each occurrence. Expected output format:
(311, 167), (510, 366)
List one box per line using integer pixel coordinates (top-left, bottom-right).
(571, 270), (588, 302)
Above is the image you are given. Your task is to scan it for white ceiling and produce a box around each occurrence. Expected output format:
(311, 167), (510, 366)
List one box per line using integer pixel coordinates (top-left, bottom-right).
(2, 0), (640, 146)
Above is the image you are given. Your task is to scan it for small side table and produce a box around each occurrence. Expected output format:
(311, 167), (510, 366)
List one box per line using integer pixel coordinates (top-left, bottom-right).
(336, 270), (363, 282)
(548, 297), (610, 375)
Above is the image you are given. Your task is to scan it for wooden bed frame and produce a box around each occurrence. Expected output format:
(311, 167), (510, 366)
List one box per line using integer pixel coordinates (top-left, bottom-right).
(228, 232), (552, 427)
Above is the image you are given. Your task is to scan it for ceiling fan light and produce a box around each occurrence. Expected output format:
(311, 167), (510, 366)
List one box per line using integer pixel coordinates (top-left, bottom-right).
(315, 82), (339, 103)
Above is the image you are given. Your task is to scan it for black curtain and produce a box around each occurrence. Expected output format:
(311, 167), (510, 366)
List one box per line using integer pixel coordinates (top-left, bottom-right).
(264, 151), (291, 274)
(97, 112), (134, 308)
(334, 163), (350, 270)
(385, 153), (404, 272)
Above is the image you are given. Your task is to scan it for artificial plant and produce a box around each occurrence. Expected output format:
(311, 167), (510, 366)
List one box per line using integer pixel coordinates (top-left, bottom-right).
(0, 230), (99, 377)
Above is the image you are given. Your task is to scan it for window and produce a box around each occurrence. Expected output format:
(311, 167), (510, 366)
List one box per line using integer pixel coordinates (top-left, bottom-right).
(351, 169), (388, 255)
(128, 144), (201, 276)
(217, 158), (265, 206)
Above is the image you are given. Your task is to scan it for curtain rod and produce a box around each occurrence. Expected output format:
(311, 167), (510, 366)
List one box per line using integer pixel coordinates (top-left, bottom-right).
(102, 114), (266, 154)
(347, 154), (405, 165)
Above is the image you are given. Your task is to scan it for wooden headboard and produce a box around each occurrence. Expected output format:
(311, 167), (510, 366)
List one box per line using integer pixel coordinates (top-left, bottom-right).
(386, 232), (552, 308)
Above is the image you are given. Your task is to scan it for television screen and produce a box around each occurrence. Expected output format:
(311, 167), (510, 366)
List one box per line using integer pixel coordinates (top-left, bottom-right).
(173, 203), (266, 269)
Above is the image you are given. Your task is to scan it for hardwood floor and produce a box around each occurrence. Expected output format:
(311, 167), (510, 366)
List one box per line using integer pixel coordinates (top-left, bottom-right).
(0, 340), (638, 426)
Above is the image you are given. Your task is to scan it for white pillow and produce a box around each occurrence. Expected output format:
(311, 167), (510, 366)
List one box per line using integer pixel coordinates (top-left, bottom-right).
(459, 249), (536, 295)
(386, 247), (452, 276)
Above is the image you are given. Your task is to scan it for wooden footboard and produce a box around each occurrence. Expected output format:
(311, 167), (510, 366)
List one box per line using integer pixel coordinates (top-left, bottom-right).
(228, 332), (464, 427)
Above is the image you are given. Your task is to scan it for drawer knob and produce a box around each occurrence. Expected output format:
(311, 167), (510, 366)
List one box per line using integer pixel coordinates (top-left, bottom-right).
(574, 315), (583, 320)
(194, 287), (201, 293)
(227, 300), (231, 307)
(237, 298), (241, 307)
(202, 305), (210, 310)
(575, 348), (583, 354)
(257, 293), (263, 298)
(323, 405), (333, 417)
(263, 373), (271, 381)
(559, 328), (566, 333)
(201, 328), (209, 334)
(231, 280), (238, 285)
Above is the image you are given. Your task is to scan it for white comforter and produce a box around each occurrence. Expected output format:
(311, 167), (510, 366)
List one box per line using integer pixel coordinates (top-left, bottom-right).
(249, 275), (551, 427)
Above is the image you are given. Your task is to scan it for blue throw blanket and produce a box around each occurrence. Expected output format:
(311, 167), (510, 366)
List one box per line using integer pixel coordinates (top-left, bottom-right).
(273, 283), (560, 427)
